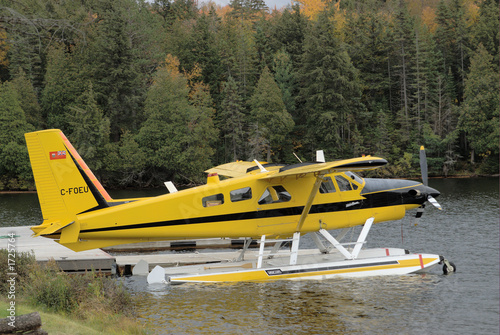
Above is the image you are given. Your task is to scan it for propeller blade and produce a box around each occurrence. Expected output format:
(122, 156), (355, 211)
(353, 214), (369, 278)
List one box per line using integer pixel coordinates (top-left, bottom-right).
(427, 195), (442, 210)
(419, 146), (428, 186)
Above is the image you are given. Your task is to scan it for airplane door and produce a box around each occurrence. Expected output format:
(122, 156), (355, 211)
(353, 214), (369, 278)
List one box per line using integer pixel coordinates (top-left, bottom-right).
(333, 174), (364, 226)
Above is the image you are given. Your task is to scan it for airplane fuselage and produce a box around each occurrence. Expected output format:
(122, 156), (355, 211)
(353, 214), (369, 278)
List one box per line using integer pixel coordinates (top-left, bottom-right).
(50, 170), (436, 243)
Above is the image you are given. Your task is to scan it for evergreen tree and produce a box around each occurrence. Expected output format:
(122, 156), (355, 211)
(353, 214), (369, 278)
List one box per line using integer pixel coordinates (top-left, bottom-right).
(137, 59), (191, 184)
(270, 4), (308, 69)
(82, 0), (151, 141)
(458, 44), (499, 162)
(272, 49), (295, 116)
(137, 56), (216, 184)
(0, 81), (34, 188)
(67, 82), (111, 173)
(298, 9), (362, 157)
(220, 76), (246, 161)
(254, 17), (275, 70)
(410, 23), (445, 144)
(470, 0), (499, 65)
(434, 0), (469, 102)
(392, 0), (416, 144)
(249, 66), (293, 161)
(433, 67), (459, 159)
(344, 6), (391, 112)
(40, 46), (82, 131)
(114, 131), (146, 187)
(190, 10), (224, 107)
(343, 4), (393, 155)
(229, 0), (268, 20)
(10, 68), (42, 129)
(185, 81), (218, 179)
(219, 16), (258, 99)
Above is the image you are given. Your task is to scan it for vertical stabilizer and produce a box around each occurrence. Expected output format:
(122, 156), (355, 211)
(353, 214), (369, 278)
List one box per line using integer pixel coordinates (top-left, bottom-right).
(25, 129), (109, 237)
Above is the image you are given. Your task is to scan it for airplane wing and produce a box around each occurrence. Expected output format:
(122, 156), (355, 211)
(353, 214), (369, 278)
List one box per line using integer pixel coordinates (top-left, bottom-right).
(260, 156), (387, 180)
(206, 156), (386, 179)
(260, 156), (386, 233)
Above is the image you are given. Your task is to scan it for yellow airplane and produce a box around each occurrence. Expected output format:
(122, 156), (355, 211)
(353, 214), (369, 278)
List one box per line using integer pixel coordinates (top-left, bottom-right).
(25, 129), (450, 283)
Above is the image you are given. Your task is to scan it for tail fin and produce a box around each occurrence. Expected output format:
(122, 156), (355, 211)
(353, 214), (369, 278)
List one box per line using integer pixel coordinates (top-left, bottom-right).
(25, 129), (111, 241)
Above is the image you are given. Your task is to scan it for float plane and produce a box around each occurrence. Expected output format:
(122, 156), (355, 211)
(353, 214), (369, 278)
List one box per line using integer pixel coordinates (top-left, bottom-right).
(25, 129), (454, 283)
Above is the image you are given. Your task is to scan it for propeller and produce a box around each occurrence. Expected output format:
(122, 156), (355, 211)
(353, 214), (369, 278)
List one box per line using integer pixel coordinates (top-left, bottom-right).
(418, 146), (442, 212)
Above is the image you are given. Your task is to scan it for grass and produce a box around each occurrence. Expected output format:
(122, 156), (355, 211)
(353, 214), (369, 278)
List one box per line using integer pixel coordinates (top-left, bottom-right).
(0, 299), (146, 335)
(0, 250), (147, 335)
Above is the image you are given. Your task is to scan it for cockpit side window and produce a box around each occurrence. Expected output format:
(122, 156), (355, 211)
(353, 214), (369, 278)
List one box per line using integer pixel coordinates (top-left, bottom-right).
(202, 193), (224, 207)
(319, 176), (337, 193)
(258, 185), (291, 205)
(230, 187), (252, 202)
(335, 175), (353, 191)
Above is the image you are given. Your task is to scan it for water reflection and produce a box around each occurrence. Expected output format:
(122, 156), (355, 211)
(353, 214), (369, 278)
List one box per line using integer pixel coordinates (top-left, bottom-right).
(124, 275), (452, 335)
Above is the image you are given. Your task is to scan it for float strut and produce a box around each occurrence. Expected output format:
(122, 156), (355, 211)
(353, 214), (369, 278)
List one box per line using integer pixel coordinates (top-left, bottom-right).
(318, 217), (375, 260)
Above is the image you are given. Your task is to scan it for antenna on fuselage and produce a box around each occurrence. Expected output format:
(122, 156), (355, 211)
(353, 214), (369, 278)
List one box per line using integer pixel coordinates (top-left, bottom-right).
(293, 152), (303, 163)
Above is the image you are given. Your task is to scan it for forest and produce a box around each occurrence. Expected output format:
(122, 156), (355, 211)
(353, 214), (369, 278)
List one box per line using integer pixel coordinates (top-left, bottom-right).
(0, 0), (498, 190)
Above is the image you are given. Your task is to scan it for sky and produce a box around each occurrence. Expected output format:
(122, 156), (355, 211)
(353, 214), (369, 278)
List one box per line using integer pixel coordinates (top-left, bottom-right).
(200, 0), (294, 10)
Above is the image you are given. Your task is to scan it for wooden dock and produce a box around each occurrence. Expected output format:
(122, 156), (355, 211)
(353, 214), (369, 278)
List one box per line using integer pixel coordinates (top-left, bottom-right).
(0, 226), (115, 274)
(0, 226), (269, 275)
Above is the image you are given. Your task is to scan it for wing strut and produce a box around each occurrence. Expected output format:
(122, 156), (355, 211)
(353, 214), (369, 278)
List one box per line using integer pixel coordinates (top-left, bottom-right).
(295, 173), (326, 232)
(283, 173), (327, 266)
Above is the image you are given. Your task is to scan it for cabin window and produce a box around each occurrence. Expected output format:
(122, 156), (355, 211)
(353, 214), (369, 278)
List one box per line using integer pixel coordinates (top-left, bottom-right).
(202, 193), (224, 207)
(319, 176), (337, 194)
(335, 176), (353, 191)
(258, 185), (291, 205)
(230, 187), (252, 202)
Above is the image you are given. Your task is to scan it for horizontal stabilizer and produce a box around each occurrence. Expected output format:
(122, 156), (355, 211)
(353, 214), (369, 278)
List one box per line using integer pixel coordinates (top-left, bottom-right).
(32, 220), (74, 237)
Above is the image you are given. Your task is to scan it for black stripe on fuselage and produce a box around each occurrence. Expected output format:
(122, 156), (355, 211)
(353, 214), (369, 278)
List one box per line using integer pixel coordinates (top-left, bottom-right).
(76, 187), (424, 235)
(79, 206), (305, 234)
(265, 260), (400, 276)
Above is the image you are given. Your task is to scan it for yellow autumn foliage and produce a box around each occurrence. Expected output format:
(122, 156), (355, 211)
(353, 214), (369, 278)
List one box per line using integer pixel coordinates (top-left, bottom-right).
(295, 0), (326, 20)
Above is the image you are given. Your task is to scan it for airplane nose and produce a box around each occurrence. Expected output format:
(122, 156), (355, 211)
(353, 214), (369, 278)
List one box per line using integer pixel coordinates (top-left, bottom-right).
(407, 184), (440, 203)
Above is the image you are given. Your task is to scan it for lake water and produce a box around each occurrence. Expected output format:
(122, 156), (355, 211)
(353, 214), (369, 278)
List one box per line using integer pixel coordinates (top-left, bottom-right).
(1, 178), (498, 334)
